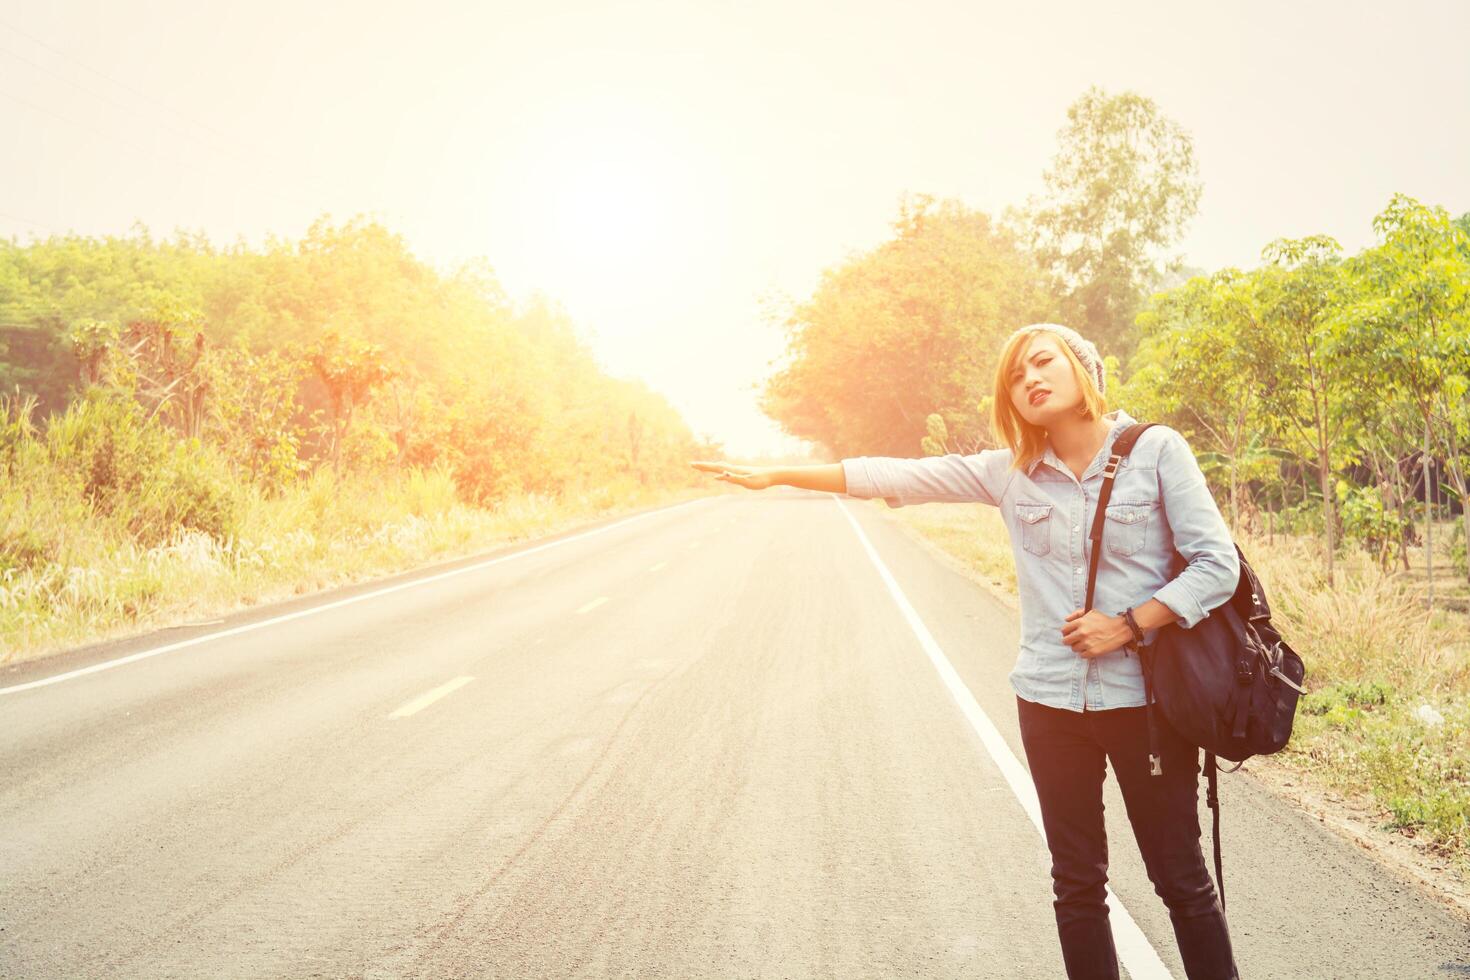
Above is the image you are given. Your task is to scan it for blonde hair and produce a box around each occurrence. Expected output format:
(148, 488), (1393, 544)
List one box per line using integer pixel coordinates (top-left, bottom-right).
(991, 327), (1108, 473)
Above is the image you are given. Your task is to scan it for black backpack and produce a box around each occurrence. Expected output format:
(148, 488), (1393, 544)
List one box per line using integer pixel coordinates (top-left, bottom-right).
(1084, 421), (1309, 913)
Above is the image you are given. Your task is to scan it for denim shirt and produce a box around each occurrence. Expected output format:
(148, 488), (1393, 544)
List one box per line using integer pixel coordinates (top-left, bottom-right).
(841, 408), (1240, 713)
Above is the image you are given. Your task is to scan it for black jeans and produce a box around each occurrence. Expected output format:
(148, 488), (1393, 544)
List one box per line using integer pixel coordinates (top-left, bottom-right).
(1016, 694), (1240, 980)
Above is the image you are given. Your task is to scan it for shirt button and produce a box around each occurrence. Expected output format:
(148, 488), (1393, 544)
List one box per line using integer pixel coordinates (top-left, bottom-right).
(1075, 568), (1082, 575)
(1073, 525), (1080, 532)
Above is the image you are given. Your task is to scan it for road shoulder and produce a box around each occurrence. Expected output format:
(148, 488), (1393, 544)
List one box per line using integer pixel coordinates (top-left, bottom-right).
(874, 501), (1470, 928)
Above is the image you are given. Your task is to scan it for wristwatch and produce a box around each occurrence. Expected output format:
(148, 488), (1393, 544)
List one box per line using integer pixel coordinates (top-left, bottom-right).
(1122, 607), (1146, 646)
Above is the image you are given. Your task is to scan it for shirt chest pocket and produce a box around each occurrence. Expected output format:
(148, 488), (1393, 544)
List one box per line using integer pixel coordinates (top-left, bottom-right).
(1015, 501), (1054, 557)
(1103, 502), (1153, 557)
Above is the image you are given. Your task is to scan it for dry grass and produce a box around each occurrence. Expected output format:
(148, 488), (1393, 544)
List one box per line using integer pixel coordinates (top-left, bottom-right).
(878, 500), (1470, 881)
(1, 467), (715, 665)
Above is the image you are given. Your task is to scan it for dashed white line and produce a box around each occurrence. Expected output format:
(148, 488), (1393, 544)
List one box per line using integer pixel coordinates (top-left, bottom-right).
(388, 676), (475, 719)
(577, 596), (609, 614)
(648, 561), (668, 572)
(832, 494), (1173, 980)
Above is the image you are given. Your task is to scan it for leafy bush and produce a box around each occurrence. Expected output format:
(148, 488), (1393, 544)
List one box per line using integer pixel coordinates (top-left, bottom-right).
(42, 388), (243, 548)
(1336, 481), (1410, 570)
(1271, 499), (1323, 538)
(1300, 679), (1393, 716)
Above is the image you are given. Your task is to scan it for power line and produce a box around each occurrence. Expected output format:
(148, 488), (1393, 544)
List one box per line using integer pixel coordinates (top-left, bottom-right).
(0, 16), (344, 204)
(0, 18), (345, 224)
(0, 208), (50, 231)
(0, 81), (332, 221)
(1, 15), (250, 154)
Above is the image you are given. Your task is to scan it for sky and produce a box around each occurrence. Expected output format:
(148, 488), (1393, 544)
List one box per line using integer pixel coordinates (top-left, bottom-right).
(3, 0), (1468, 457)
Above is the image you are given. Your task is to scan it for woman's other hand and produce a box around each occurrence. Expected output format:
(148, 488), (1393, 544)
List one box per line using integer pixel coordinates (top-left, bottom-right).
(689, 461), (775, 491)
(1060, 608), (1135, 659)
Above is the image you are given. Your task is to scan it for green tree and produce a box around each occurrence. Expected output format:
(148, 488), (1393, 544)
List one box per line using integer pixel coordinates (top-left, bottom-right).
(1252, 235), (1369, 584)
(1128, 269), (1283, 532)
(306, 329), (397, 474)
(761, 195), (1053, 458)
(1341, 195), (1470, 589)
(1015, 86), (1203, 357)
(206, 342), (308, 493)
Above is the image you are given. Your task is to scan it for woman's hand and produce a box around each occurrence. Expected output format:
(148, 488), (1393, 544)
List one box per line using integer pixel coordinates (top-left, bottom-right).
(689, 460), (776, 491)
(1060, 609), (1135, 659)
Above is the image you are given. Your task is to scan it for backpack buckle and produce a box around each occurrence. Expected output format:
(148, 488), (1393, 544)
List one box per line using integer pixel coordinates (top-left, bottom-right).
(1235, 659), (1254, 685)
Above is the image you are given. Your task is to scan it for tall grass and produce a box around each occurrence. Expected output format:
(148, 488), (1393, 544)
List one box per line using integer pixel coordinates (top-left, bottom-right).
(0, 391), (712, 663)
(1247, 530), (1469, 873)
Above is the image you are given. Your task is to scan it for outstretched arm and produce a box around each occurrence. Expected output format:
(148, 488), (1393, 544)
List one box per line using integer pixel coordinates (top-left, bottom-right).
(770, 463), (846, 493)
(838, 452), (1009, 508)
(691, 453), (1009, 506)
(689, 461), (845, 493)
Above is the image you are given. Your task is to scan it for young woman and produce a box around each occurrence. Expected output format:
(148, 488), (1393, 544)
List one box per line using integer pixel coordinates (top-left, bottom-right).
(691, 322), (1242, 979)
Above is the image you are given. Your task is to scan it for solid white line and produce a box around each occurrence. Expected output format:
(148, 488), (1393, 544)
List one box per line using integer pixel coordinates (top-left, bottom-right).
(832, 495), (1173, 980)
(576, 596), (609, 614)
(389, 676), (474, 719)
(0, 497), (713, 697)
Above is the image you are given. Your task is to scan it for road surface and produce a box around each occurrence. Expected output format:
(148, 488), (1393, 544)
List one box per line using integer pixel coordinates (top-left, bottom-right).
(2, 490), (1467, 978)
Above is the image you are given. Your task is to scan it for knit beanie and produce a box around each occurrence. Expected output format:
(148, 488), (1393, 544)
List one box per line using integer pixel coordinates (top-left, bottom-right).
(1004, 322), (1106, 398)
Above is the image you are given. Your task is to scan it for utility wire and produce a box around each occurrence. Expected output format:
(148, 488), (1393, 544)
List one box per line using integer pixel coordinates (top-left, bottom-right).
(0, 15), (344, 207)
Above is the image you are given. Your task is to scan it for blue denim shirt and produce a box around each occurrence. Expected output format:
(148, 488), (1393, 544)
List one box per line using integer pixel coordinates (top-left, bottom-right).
(841, 407), (1240, 712)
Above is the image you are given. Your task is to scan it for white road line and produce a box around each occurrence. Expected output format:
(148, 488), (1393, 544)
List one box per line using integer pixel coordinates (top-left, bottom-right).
(0, 497), (713, 697)
(832, 495), (1174, 980)
(648, 561), (668, 572)
(389, 676), (474, 719)
(576, 596), (609, 614)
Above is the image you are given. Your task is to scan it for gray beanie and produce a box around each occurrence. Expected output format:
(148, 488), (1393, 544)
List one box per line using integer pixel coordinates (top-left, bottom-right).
(1004, 322), (1106, 397)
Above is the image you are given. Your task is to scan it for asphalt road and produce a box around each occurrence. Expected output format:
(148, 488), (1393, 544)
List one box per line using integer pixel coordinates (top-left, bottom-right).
(2, 490), (1467, 978)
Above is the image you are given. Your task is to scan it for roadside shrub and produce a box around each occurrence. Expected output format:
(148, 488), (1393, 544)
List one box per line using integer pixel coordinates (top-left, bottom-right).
(1337, 481), (1410, 571)
(397, 460), (459, 517)
(42, 388), (243, 547)
(1300, 679), (1394, 716)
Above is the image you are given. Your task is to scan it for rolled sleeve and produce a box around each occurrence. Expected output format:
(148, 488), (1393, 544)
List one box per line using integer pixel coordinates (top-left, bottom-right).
(840, 457), (885, 503)
(840, 452), (1007, 508)
(1150, 429), (1240, 629)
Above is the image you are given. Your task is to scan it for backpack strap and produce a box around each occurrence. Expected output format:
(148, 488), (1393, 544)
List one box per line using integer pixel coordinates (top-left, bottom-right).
(1207, 750), (1226, 914)
(1083, 422), (1157, 612)
(1084, 422), (1167, 781)
(1094, 421), (1231, 918)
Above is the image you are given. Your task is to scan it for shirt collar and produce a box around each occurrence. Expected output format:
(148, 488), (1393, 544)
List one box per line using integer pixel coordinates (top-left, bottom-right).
(1025, 407), (1136, 478)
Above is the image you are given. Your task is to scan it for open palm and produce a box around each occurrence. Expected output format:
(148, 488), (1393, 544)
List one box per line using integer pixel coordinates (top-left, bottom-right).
(689, 460), (774, 491)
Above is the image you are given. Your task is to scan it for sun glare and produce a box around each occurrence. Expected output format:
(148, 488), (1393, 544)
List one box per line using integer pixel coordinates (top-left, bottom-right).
(547, 151), (666, 262)
(495, 98), (713, 302)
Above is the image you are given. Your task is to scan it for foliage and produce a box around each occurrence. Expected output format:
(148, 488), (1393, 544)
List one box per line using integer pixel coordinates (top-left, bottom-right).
(760, 194), (1053, 458)
(0, 216), (711, 527)
(206, 343), (310, 494)
(1336, 480), (1410, 571)
(1014, 86), (1202, 355)
(29, 387), (242, 548)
